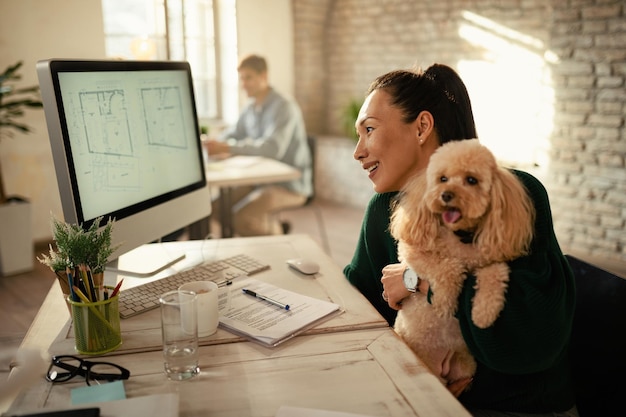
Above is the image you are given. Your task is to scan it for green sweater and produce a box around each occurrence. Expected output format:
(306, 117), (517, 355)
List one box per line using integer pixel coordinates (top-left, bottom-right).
(343, 170), (576, 413)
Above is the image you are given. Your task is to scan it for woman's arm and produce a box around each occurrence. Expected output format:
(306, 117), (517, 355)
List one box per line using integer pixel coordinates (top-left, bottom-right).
(344, 192), (400, 325)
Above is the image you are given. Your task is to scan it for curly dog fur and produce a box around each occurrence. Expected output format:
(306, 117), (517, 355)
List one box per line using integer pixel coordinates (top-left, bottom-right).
(390, 139), (535, 385)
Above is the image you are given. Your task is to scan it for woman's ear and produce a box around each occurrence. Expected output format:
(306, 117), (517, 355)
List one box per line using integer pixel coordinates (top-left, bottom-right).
(416, 111), (435, 143)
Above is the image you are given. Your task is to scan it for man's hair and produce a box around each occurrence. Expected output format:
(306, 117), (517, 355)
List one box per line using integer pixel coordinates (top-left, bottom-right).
(238, 54), (268, 74)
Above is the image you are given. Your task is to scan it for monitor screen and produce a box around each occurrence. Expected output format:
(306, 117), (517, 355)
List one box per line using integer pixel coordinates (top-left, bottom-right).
(37, 59), (212, 275)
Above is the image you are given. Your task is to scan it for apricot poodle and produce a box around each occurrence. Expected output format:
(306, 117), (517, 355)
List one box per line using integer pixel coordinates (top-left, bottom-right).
(390, 139), (535, 385)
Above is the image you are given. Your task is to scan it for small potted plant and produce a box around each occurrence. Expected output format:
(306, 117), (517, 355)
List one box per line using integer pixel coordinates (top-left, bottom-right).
(38, 215), (119, 307)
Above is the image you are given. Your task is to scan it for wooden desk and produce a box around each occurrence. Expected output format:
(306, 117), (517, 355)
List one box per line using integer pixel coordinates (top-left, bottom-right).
(49, 235), (388, 355)
(206, 156), (301, 237)
(3, 235), (471, 417)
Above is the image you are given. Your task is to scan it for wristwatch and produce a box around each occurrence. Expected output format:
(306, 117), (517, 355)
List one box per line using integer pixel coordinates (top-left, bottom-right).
(403, 267), (420, 292)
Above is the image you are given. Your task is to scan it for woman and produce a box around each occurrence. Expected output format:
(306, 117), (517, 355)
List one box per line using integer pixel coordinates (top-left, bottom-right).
(343, 64), (578, 417)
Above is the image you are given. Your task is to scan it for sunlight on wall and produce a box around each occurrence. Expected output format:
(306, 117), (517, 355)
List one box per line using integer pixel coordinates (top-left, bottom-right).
(457, 10), (559, 172)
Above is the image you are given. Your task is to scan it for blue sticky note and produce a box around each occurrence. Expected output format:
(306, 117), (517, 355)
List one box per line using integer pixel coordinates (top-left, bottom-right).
(71, 380), (126, 405)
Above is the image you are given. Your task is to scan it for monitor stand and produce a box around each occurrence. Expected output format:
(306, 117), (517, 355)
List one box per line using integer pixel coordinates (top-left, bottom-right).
(106, 244), (186, 277)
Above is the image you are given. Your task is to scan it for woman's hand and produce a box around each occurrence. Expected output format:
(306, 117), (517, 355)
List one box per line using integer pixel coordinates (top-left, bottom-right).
(381, 263), (411, 310)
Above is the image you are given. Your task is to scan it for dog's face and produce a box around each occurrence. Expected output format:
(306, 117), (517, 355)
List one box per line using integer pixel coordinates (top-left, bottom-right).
(424, 140), (498, 232)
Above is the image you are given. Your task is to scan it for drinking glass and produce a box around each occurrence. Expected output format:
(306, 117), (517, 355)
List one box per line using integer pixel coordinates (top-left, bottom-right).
(159, 290), (199, 380)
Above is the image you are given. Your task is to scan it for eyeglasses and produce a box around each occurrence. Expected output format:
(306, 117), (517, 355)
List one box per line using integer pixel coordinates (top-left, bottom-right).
(46, 355), (130, 386)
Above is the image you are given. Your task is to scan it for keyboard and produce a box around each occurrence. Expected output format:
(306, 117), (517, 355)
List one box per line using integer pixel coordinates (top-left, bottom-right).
(118, 253), (270, 318)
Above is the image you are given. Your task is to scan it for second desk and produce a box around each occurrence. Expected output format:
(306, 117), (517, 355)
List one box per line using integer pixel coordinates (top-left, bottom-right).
(205, 156), (301, 238)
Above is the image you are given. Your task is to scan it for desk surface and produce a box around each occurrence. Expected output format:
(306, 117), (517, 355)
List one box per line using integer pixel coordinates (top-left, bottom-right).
(205, 156), (300, 187)
(4, 235), (471, 417)
(50, 235), (388, 355)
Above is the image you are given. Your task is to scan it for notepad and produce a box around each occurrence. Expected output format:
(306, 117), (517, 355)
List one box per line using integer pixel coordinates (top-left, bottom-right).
(71, 380), (126, 405)
(218, 277), (342, 347)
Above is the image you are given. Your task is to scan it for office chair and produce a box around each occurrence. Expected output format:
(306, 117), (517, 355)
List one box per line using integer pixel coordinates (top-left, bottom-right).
(566, 254), (626, 417)
(279, 135), (330, 254)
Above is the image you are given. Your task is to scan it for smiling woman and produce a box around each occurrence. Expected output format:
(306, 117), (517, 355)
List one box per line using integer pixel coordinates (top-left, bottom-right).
(345, 65), (579, 417)
(346, 64), (477, 325)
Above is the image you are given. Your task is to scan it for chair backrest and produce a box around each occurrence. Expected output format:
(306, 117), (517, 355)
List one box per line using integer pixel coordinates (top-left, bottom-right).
(306, 135), (316, 205)
(566, 254), (626, 417)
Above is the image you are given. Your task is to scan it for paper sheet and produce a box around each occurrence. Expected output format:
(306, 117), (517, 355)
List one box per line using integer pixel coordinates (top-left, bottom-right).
(218, 277), (341, 347)
(11, 393), (178, 417)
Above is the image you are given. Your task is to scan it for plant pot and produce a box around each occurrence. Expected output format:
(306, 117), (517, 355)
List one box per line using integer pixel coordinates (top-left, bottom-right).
(0, 197), (34, 276)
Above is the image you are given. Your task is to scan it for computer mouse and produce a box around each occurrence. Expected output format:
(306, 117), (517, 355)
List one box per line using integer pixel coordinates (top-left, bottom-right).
(286, 258), (320, 275)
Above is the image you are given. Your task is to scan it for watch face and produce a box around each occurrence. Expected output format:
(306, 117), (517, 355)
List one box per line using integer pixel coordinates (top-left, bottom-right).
(403, 268), (418, 289)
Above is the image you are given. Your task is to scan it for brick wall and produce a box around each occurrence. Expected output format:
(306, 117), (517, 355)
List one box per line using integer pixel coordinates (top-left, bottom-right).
(293, 0), (625, 263)
(548, 1), (626, 262)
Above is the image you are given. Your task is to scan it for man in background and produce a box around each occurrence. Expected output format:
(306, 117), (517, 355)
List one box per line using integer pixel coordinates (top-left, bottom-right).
(205, 54), (312, 236)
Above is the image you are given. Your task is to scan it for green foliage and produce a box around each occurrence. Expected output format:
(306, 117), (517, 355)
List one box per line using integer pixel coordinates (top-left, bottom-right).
(0, 61), (43, 140)
(341, 98), (363, 142)
(38, 216), (120, 274)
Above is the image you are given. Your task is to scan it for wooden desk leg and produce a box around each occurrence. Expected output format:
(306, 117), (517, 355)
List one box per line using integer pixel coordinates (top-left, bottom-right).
(220, 187), (234, 238)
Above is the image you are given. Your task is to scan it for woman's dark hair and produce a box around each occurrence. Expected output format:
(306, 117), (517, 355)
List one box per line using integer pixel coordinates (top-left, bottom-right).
(366, 64), (477, 144)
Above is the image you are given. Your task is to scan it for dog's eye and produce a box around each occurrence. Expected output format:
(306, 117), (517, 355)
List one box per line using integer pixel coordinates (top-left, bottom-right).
(466, 176), (478, 185)
(440, 176), (448, 183)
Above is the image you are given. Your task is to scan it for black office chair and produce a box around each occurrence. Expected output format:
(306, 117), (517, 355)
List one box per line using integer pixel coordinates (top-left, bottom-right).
(566, 254), (626, 417)
(279, 135), (330, 253)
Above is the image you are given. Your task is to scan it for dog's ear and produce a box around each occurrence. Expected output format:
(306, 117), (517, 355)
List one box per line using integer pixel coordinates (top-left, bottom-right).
(389, 174), (440, 248)
(478, 168), (536, 261)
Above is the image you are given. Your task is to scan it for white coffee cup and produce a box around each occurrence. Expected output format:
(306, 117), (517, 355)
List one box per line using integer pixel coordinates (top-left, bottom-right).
(178, 281), (219, 337)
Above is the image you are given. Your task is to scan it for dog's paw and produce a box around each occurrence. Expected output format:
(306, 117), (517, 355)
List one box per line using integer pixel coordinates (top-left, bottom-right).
(471, 263), (509, 328)
(471, 303), (502, 328)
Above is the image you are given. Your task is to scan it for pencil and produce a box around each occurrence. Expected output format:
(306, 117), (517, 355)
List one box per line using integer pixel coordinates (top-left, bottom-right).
(79, 265), (93, 302)
(66, 267), (78, 302)
(72, 285), (91, 304)
(110, 279), (124, 298)
(85, 265), (98, 302)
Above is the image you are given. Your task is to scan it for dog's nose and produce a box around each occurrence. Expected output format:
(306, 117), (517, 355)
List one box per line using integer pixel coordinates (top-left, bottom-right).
(441, 191), (454, 203)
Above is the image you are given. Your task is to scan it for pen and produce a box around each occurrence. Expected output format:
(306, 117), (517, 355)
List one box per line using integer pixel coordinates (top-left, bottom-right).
(215, 279), (233, 288)
(242, 288), (290, 311)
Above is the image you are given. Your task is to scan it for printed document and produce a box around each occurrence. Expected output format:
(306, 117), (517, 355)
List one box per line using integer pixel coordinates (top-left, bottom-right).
(218, 277), (341, 347)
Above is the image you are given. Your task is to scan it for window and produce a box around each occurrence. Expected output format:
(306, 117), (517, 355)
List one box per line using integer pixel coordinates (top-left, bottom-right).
(101, 0), (227, 121)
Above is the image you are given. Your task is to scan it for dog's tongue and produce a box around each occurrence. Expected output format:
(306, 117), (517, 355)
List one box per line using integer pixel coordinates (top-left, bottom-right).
(443, 209), (461, 224)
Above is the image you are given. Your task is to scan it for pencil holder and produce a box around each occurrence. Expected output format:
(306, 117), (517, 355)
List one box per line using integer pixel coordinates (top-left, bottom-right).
(56, 269), (104, 317)
(67, 289), (122, 355)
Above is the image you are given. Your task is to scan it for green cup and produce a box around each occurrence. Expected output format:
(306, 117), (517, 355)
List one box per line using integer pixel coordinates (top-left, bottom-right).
(68, 289), (122, 355)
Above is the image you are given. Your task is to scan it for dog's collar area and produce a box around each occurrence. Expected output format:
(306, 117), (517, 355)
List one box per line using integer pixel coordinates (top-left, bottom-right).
(454, 229), (475, 244)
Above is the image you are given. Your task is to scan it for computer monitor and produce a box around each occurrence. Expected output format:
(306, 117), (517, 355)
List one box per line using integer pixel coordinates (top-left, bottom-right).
(37, 59), (212, 276)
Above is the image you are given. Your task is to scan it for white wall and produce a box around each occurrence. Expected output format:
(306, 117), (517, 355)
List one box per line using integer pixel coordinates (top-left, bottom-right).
(0, 0), (106, 241)
(235, 0), (295, 100)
